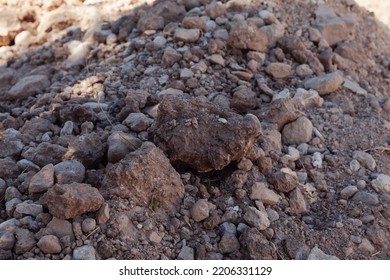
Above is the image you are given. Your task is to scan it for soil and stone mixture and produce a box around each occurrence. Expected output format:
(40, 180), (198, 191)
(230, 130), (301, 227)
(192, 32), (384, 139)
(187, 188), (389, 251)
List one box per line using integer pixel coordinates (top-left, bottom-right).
(0, 0), (390, 260)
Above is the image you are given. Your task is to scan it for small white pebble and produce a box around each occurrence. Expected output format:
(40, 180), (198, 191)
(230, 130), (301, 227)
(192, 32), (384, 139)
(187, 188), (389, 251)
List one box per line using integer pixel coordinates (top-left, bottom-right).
(312, 152), (323, 168)
(218, 117), (227, 124)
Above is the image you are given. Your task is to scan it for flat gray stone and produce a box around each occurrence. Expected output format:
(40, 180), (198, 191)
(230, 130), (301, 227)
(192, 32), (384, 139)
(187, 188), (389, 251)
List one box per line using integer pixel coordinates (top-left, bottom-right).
(6, 75), (50, 100)
(304, 72), (343, 95)
(73, 245), (96, 260)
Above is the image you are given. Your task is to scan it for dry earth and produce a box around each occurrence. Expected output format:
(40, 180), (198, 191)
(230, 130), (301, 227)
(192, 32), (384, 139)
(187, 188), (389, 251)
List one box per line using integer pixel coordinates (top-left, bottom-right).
(0, 0), (390, 260)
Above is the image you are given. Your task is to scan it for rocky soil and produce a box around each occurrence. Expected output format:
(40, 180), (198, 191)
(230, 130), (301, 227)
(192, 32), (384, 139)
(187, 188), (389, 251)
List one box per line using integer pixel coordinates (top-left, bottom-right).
(1, 0), (390, 260)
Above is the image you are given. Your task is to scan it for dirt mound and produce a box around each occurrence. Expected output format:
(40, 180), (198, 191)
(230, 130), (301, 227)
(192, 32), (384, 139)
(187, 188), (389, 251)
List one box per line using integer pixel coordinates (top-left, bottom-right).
(0, 0), (390, 260)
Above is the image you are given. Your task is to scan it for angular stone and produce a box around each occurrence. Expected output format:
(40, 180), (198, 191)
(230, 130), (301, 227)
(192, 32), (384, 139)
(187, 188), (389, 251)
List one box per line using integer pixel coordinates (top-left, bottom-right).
(261, 23), (285, 47)
(54, 160), (85, 184)
(0, 138), (23, 158)
(177, 245), (194, 260)
(42, 183), (104, 219)
(107, 131), (142, 163)
(218, 233), (240, 254)
(243, 206), (270, 230)
(15, 201), (43, 217)
(207, 54), (225, 66)
(182, 17), (206, 30)
(22, 143), (67, 167)
(358, 238), (376, 254)
(315, 6), (356, 46)
(20, 117), (56, 142)
(64, 132), (106, 169)
(205, 1), (226, 19)
(161, 47), (182, 68)
(0, 218), (20, 234)
(58, 104), (97, 124)
(37, 235), (62, 254)
(352, 191), (379, 205)
(372, 174), (390, 194)
(239, 228), (277, 259)
(137, 14), (164, 32)
(293, 88), (324, 108)
(4, 187), (22, 202)
(282, 116), (313, 145)
(150, 96), (262, 172)
(190, 199), (210, 222)
(180, 68), (194, 79)
(0, 158), (20, 178)
(15, 228), (36, 255)
(256, 98), (301, 131)
(266, 63), (292, 79)
(296, 64), (314, 77)
(102, 142), (184, 209)
(229, 20), (268, 52)
(6, 198), (21, 217)
(353, 151), (376, 171)
(95, 202), (110, 225)
(289, 187), (308, 214)
(137, 1), (185, 32)
(304, 72), (343, 96)
(343, 79), (367, 96)
(219, 222), (237, 235)
(307, 245), (339, 260)
(29, 164), (54, 194)
(0, 232), (15, 250)
(366, 224), (388, 248)
(73, 245), (96, 260)
(250, 182), (281, 206)
(5, 75), (50, 101)
(270, 168), (299, 193)
(47, 217), (74, 240)
(174, 28), (200, 43)
(123, 113), (153, 132)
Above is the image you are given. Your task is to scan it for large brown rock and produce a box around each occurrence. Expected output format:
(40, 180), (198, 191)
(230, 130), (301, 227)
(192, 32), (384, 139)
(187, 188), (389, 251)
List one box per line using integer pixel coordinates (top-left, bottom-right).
(102, 142), (184, 209)
(150, 96), (262, 172)
(42, 183), (104, 219)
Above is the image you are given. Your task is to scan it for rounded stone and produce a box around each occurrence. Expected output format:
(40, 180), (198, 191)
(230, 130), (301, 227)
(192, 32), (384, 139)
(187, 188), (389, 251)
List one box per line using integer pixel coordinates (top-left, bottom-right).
(81, 218), (96, 234)
(37, 235), (62, 254)
(282, 116), (313, 145)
